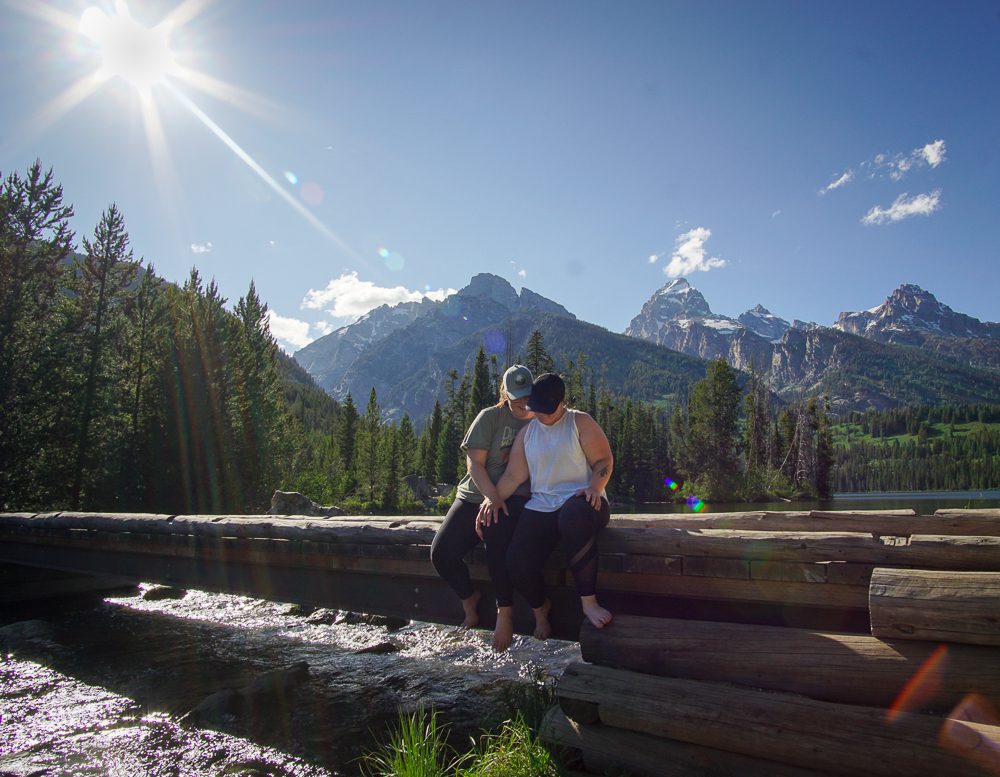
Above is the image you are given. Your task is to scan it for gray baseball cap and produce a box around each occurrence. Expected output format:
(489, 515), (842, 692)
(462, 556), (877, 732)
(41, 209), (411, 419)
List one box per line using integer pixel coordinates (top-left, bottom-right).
(502, 364), (533, 399)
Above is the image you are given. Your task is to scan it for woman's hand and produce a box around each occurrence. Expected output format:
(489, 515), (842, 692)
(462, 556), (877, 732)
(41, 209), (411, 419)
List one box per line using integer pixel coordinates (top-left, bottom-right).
(576, 487), (603, 510)
(476, 498), (507, 539)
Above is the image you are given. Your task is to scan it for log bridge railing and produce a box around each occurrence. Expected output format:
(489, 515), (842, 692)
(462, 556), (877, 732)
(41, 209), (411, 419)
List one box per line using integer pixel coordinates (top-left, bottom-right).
(3, 508), (1000, 775)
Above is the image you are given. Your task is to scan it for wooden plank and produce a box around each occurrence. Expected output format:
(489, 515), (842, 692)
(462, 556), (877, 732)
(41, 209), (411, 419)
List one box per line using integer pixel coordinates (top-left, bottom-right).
(557, 662), (1000, 777)
(579, 614), (1000, 710)
(540, 707), (829, 777)
(870, 568), (1000, 646)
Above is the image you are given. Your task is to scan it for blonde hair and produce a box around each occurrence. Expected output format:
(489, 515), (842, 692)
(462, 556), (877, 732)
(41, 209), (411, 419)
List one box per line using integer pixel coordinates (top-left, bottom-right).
(496, 384), (511, 408)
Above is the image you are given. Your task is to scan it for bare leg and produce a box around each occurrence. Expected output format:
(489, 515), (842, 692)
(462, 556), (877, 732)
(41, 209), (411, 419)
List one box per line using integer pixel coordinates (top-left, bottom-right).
(581, 594), (612, 629)
(492, 606), (514, 652)
(532, 599), (552, 640)
(460, 589), (481, 628)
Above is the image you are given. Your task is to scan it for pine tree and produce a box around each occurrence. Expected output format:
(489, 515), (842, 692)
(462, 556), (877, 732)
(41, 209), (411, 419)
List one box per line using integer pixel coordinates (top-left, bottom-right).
(421, 401), (443, 482)
(471, 345), (492, 415)
(0, 161), (75, 507)
(356, 388), (382, 503)
(381, 424), (400, 510)
(230, 280), (290, 511)
(814, 396), (834, 499)
(337, 392), (359, 495)
(71, 204), (137, 509)
(525, 329), (554, 375)
(682, 359), (742, 500)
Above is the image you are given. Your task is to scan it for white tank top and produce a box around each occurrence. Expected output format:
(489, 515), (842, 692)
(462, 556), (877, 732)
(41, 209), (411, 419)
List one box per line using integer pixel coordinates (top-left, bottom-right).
(523, 409), (596, 512)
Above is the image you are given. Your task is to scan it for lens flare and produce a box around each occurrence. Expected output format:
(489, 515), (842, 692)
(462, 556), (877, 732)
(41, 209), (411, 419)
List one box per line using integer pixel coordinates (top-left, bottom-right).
(483, 329), (506, 354)
(664, 477), (679, 491)
(378, 247), (404, 271)
(284, 171), (298, 185)
(300, 182), (324, 206)
(687, 496), (705, 512)
(887, 644), (948, 722)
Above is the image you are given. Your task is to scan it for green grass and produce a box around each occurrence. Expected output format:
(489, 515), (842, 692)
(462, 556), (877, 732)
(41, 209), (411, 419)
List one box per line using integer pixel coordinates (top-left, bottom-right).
(362, 706), (459, 777)
(458, 714), (561, 777)
(360, 677), (571, 777)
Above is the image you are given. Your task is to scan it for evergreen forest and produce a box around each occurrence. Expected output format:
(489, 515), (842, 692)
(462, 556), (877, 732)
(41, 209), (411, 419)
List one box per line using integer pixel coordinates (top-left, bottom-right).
(3, 162), (995, 515)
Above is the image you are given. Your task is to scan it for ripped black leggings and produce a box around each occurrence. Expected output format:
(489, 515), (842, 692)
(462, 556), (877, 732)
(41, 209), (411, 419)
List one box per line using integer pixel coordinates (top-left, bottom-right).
(506, 495), (610, 609)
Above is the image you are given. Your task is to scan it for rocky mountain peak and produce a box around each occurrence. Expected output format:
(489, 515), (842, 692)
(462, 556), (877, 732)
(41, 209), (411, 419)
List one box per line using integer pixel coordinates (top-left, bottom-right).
(455, 273), (519, 309)
(645, 277), (713, 318)
(836, 283), (999, 343)
(737, 305), (790, 342)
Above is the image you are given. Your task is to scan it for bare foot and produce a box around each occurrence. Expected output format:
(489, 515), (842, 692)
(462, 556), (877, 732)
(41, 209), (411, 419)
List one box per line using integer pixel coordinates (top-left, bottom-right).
(460, 590), (481, 628)
(532, 599), (552, 640)
(581, 595), (613, 629)
(492, 606), (514, 652)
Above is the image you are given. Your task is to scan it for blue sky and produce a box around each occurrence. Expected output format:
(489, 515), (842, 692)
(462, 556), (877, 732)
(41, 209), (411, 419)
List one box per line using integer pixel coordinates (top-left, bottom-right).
(2, 0), (998, 354)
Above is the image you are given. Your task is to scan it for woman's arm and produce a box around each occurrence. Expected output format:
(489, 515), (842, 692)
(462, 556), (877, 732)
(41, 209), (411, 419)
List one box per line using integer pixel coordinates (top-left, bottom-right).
(465, 448), (500, 504)
(478, 427), (529, 527)
(576, 412), (614, 509)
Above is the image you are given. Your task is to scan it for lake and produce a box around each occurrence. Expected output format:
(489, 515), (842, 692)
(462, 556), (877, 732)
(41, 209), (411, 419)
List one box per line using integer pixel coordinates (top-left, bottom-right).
(633, 489), (1000, 515)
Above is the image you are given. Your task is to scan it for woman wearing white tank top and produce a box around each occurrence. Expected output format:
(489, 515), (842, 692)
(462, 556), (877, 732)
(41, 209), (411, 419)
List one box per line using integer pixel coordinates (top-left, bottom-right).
(479, 372), (614, 638)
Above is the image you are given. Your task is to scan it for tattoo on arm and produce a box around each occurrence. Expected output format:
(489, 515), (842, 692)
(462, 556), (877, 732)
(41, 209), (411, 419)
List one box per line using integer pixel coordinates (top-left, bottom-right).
(598, 466), (609, 478)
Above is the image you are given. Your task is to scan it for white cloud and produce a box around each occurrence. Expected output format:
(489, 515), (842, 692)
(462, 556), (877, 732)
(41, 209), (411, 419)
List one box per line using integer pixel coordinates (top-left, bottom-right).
(191, 242), (213, 254)
(861, 190), (942, 225)
(302, 271), (455, 320)
(771, 209), (782, 218)
(652, 227), (727, 278)
(517, 269), (527, 278)
(921, 139), (946, 167)
(821, 169), (854, 194)
(828, 139), (947, 189)
(267, 310), (314, 351)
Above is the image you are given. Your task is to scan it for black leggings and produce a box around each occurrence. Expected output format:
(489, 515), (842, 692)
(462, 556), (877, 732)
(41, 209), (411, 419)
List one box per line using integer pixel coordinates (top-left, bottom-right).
(430, 495), (527, 608)
(507, 495), (610, 609)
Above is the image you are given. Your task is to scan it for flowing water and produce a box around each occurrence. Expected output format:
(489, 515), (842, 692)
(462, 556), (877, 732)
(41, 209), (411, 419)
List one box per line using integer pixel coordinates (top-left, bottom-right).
(1, 585), (581, 776)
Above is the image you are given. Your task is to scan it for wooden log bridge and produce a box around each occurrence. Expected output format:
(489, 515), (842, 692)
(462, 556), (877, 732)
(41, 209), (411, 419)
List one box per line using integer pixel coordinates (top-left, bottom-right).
(4, 508), (1000, 775)
(2, 509), (1000, 642)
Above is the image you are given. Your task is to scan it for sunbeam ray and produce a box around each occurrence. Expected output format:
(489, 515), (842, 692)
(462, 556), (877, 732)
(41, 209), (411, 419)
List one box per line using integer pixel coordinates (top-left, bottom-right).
(163, 80), (362, 261)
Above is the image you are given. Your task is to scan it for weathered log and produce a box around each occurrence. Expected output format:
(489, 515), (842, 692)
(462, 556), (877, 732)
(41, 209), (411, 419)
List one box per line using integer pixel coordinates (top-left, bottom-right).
(579, 614), (1000, 711)
(597, 569), (868, 609)
(557, 662), (1000, 777)
(600, 528), (1000, 569)
(870, 567), (1000, 646)
(6, 514), (1000, 569)
(540, 706), (829, 777)
(613, 509), (1000, 536)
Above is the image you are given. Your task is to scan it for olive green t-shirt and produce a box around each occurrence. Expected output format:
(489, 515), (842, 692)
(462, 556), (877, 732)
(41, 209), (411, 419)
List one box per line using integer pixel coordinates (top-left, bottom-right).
(454, 404), (531, 503)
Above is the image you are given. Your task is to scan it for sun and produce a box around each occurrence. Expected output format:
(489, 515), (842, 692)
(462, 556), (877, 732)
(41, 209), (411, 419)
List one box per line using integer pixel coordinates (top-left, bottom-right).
(79, 3), (178, 97)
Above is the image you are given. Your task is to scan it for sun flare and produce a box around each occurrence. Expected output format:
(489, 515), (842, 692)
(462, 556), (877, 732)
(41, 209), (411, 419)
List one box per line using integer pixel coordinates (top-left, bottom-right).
(11, 0), (358, 259)
(79, 4), (178, 97)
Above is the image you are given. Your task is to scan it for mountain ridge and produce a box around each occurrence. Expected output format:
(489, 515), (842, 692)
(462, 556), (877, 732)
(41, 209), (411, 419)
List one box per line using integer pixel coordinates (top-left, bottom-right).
(294, 274), (1000, 420)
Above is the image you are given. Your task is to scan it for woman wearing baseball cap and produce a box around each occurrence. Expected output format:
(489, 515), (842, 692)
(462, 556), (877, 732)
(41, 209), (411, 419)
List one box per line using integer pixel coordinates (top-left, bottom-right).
(480, 372), (614, 637)
(430, 364), (534, 652)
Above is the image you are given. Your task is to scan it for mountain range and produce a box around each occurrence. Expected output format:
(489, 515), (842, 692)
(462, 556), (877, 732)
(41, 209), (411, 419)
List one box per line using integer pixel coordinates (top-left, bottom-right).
(294, 274), (1000, 419)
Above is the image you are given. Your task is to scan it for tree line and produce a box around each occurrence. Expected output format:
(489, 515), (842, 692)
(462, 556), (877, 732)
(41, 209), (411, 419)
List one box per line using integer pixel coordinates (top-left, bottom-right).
(832, 404), (1000, 492)
(1, 161), (295, 513)
(3, 161), (840, 514)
